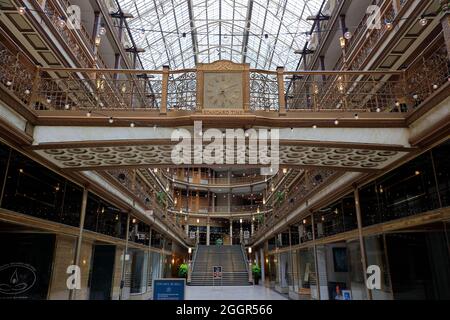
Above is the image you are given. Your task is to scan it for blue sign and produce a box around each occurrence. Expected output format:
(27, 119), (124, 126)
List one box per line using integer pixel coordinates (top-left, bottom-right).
(153, 279), (186, 301)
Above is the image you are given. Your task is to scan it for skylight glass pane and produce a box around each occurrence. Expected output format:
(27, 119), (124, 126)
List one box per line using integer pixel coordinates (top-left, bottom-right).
(117, 0), (323, 70)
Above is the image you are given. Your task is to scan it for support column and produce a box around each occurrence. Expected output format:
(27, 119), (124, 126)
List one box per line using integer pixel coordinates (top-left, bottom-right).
(69, 188), (88, 300)
(277, 66), (286, 114)
(119, 213), (131, 300)
(229, 219), (233, 245)
(311, 212), (321, 300)
(160, 65), (169, 115)
(206, 220), (210, 246)
(440, 1), (450, 60)
(92, 12), (102, 48)
(260, 248), (265, 284)
(354, 187), (372, 300)
(240, 220), (243, 244)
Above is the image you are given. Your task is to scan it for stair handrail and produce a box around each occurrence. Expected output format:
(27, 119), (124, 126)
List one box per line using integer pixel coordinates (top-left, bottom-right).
(240, 244), (249, 273)
(191, 244), (199, 274)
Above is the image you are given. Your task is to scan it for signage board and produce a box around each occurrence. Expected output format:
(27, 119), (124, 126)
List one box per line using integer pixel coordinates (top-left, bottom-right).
(213, 266), (223, 279)
(153, 279), (185, 301)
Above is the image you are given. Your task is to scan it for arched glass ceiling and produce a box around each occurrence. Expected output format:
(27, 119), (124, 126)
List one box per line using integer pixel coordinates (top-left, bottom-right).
(117, 0), (324, 71)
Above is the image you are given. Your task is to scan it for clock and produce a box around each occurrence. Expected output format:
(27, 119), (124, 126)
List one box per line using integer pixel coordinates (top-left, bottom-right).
(203, 72), (244, 109)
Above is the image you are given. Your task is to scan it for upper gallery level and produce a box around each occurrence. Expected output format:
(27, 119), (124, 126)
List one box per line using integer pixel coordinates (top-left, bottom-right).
(0, 0), (447, 127)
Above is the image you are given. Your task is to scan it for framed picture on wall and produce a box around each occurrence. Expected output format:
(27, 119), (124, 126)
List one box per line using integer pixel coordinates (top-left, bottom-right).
(332, 247), (348, 272)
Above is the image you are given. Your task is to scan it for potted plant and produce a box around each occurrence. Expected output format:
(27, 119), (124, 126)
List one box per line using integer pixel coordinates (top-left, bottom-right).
(252, 264), (261, 285)
(178, 263), (188, 279)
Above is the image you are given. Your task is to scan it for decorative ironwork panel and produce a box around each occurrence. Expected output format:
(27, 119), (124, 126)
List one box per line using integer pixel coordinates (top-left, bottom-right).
(167, 72), (197, 111)
(250, 72), (279, 111)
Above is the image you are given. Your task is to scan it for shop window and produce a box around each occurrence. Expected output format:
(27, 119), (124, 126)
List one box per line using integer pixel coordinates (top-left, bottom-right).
(315, 194), (357, 239)
(129, 249), (148, 294)
(0, 142), (10, 199)
(129, 219), (150, 246)
(2, 149), (82, 227)
(432, 140), (450, 207)
(84, 193), (127, 239)
(360, 150), (440, 226)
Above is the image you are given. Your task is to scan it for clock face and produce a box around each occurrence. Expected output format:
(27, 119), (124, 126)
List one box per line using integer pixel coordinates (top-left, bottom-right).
(203, 72), (243, 109)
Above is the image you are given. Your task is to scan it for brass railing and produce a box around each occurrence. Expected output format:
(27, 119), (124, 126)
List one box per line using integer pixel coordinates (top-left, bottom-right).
(250, 169), (337, 242)
(108, 169), (192, 244)
(0, 38), (448, 114)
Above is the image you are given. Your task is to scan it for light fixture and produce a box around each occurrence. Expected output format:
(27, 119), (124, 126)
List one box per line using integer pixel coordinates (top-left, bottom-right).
(64, 104), (70, 110)
(334, 119), (339, 126)
(57, 17), (66, 28)
(24, 89), (30, 95)
(188, 248), (192, 254)
(240, 218), (243, 224)
(339, 36), (346, 49)
(312, 124), (317, 129)
(99, 27), (107, 35)
(290, 127), (294, 133)
(153, 168), (158, 173)
(303, 219), (307, 224)
(433, 84), (438, 90)
(354, 113), (359, 120)
(283, 168), (288, 174)
(6, 81), (12, 87)
(46, 98), (52, 104)
(86, 111), (92, 117)
(321, 216), (325, 222)
(18, 6), (26, 15)
(171, 258), (175, 264)
(130, 122), (135, 128)
(108, 117), (114, 124)
(415, 170), (420, 176)
(344, 31), (352, 40)
(95, 36), (102, 46)
(132, 218), (137, 224)
(413, 94), (419, 100)
(385, 20), (393, 31)
(196, 218), (200, 224)
(248, 247), (252, 254)
(376, 107), (381, 113)
(419, 18), (428, 27)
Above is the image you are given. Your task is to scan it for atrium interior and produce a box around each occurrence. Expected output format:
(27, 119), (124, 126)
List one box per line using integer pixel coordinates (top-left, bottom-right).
(0, 0), (449, 301)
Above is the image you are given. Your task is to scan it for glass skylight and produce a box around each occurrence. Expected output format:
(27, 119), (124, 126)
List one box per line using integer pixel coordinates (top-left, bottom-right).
(117, 0), (323, 70)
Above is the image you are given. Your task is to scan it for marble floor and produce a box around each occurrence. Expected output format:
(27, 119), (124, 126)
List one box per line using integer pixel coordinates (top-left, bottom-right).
(185, 285), (288, 300)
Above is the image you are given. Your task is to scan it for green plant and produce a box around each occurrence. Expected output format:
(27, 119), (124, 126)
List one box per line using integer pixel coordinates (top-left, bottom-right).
(156, 191), (167, 205)
(275, 191), (285, 204)
(252, 264), (261, 278)
(178, 263), (188, 278)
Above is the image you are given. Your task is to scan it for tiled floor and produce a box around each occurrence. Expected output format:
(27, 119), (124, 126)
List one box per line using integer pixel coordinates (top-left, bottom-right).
(185, 285), (288, 300)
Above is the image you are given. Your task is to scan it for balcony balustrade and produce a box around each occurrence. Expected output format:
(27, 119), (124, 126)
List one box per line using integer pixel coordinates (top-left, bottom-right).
(108, 169), (192, 244)
(0, 27), (448, 117)
(250, 168), (337, 243)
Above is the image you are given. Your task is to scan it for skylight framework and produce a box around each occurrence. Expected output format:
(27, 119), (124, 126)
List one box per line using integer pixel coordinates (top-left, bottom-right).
(117, 0), (323, 71)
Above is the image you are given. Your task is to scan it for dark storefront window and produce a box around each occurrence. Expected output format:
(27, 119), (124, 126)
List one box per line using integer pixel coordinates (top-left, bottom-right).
(129, 219), (150, 246)
(360, 145), (446, 227)
(84, 193), (127, 239)
(432, 141), (450, 207)
(1, 147), (82, 227)
(315, 194), (357, 238)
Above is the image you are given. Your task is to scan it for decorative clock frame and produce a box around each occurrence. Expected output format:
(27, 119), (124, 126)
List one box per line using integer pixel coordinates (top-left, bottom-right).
(196, 60), (250, 114)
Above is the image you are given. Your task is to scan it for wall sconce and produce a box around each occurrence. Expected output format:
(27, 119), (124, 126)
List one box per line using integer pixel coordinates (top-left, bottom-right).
(95, 36), (102, 47)
(339, 36), (346, 49)
(248, 247), (252, 254)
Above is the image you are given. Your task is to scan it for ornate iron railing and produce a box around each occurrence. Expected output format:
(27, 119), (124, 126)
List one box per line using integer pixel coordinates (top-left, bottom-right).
(0, 36), (448, 115)
(250, 169), (337, 242)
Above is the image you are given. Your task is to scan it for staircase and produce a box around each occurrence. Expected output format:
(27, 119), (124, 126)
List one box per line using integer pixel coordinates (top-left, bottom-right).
(190, 245), (250, 286)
